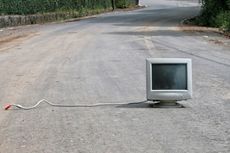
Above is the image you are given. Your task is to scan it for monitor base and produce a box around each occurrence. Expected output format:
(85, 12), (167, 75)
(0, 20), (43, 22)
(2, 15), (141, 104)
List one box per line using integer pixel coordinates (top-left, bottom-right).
(150, 101), (184, 108)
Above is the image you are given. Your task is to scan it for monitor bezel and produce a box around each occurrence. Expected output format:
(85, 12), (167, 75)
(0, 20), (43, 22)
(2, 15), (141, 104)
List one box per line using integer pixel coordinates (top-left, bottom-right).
(146, 58), (192, 101)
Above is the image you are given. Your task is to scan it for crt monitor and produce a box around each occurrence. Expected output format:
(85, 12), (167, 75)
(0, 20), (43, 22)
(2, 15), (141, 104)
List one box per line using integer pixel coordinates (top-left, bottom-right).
(146, 58), (192, 101)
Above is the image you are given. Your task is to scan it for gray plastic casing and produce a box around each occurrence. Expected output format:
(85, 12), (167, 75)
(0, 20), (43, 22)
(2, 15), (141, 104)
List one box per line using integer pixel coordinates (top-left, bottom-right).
(146, 58), (192, 101)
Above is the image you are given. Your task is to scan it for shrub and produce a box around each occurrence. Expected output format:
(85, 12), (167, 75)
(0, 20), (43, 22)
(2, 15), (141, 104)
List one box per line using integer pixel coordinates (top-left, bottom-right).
(197, 0), (230, 31)
(0, 0), (113, 15)
(115, 0), (137, 8)
(0, 0), (138, 15)
(216, 11), (230, 31)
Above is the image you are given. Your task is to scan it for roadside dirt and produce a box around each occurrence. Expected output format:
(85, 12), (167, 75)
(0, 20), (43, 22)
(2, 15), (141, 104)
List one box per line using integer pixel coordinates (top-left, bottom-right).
(179, 24), (230, 48)
(0, 25), (40, 51)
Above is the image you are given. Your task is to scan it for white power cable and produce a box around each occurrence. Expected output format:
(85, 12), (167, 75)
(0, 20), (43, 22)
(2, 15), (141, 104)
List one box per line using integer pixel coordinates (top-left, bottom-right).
(5, 99), (146, 110)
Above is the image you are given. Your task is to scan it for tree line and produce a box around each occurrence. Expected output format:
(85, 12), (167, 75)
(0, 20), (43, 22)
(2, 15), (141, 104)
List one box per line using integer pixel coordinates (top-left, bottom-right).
(199, 0), (230, 31)
(0, 0), (137, 15)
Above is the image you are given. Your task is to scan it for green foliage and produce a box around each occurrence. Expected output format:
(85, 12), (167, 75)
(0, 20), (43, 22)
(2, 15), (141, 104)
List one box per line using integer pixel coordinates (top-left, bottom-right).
(115, 0), (137, 8)
(0, 0), (113, 15)
(0, 0), (138, 15)
(216, 11), (230, 31)
(200, 0), (230, 31)
(0, 0), (138, 27)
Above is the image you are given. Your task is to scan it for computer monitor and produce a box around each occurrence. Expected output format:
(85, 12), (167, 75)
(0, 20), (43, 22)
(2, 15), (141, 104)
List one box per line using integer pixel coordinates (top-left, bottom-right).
(146, 58), (192, 102)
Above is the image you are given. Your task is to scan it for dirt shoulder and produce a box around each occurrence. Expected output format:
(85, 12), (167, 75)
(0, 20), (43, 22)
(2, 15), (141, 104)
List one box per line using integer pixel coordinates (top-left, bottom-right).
(0, 25), (40, 51)
(179, 23), (230, 48)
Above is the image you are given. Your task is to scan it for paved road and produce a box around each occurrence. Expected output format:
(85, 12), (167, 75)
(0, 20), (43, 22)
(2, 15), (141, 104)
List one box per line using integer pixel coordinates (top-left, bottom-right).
(0, 0), (230, 153)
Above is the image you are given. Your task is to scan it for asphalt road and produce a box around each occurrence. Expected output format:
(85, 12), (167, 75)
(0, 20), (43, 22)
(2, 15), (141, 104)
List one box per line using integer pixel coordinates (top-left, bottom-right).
(0, 0), (230, 153)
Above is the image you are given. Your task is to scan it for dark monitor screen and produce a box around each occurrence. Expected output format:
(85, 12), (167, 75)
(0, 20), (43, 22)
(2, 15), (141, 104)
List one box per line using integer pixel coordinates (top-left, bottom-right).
(152, 64), (187, 90)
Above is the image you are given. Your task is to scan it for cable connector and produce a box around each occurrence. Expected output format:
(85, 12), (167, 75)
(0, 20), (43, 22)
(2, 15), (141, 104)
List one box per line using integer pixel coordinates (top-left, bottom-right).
(4, 104), (12, 110)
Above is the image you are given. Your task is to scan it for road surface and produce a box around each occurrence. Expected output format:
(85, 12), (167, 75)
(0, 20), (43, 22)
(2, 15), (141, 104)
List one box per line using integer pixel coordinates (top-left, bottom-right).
(0, 0), (230, 153)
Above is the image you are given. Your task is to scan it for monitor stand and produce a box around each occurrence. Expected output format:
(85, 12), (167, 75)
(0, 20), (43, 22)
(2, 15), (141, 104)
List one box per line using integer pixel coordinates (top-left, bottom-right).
(151, 100), (184, 108)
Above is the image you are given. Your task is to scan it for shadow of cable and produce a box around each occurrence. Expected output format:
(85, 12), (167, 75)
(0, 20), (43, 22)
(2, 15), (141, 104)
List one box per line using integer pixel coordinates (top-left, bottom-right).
(116, 100), (153, 108)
